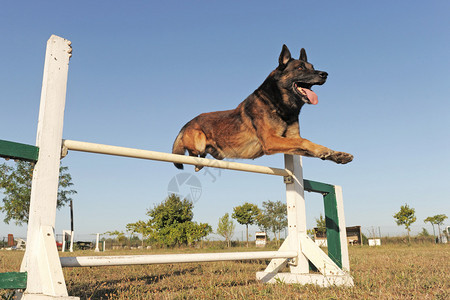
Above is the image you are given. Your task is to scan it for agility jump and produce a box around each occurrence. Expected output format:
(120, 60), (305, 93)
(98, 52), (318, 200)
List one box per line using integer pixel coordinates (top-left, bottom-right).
(0, 35), (353, 299)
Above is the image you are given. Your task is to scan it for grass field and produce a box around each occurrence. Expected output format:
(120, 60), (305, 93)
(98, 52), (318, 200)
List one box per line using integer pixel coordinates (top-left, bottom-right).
(1, 244), (448, 299)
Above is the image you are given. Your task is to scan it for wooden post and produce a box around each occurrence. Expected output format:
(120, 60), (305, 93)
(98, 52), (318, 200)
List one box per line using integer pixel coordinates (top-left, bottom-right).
(335, 185), (350, 272)
(284, 154), (309, 273)
(257, 157), (353, 286)
(19, 35), (77, 299)
(95, 234), (100, 252)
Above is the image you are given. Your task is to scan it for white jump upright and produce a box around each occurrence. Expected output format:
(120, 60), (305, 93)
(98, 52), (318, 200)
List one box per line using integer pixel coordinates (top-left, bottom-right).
(61, 230), (74, 252)
(19, 35), (76, 300)
(18, 35), (353, 299)
(94, 233), (100, 252)
(256, 155), (352, 285)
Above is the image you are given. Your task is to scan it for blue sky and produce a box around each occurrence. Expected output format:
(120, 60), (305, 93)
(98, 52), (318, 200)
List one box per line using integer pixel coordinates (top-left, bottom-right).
(1, 1), (449, 241)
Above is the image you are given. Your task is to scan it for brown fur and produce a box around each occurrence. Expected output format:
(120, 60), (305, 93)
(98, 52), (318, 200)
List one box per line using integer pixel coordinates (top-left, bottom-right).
(173, 45), (353, 171)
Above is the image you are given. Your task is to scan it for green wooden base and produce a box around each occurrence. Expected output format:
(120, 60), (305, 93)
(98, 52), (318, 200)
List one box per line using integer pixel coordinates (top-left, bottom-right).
(304, 179), (342, 268)
(0, 272), (27, 289)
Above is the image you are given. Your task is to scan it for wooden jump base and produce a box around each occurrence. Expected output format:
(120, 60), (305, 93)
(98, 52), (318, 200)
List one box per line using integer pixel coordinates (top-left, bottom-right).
(3, 35), (353, 299)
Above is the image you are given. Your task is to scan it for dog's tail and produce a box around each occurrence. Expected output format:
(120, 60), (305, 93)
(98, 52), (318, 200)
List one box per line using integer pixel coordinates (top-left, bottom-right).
(172, 129), (186, 170)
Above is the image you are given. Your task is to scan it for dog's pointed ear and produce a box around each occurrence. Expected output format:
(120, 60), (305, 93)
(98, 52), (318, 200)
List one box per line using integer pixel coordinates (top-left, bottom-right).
(278, 44), (292, 68)
(300, 48), (308, 62)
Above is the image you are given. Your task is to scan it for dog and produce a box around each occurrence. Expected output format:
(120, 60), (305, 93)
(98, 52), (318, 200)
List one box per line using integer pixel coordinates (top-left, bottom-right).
(172, 45), (353, 171)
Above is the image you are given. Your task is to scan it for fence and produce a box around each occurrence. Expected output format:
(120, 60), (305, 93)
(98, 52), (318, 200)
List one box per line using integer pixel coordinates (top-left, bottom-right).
(1, 35), (353, 299)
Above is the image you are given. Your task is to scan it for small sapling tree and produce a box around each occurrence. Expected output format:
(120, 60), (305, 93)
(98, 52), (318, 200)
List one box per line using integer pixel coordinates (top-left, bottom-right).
(393, 204), (416, 243)
(232, 202), (260, 247)
(256, 200), (287, 245)
(424, 216), (437, 240)
(105, 230), (127, 247)
(126, 220), (153, 247)
(434, 214), (448, 243)
(216, 213), (235, 248)
(315, 213), (327, 235)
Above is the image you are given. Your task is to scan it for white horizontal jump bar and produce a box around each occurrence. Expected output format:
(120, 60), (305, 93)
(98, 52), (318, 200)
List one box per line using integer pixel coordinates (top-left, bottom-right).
(60, 251), (297, 267)
(62, 139), (293, 177)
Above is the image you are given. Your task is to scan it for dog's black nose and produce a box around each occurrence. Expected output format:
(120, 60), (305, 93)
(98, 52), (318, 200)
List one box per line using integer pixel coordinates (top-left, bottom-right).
(319, 71), (328, 78)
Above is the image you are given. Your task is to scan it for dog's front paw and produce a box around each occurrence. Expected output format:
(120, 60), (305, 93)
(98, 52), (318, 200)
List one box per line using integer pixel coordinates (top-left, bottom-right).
(316, 150), (333, 161)
(331, 152), (353, 164)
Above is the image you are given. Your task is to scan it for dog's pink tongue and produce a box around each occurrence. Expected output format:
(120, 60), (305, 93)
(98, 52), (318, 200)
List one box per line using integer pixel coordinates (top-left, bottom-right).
(304, 89), (318, 105)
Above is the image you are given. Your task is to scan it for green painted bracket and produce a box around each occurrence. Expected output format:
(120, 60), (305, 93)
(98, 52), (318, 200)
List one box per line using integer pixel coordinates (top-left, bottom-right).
(304, 179), (334, 194)
(0, 140), (39, 163)
(0, 272), (27, 289)
(304, 179), (342, 269)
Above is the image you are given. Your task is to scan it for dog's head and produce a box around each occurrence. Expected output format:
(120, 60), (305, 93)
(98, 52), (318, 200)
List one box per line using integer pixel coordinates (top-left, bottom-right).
(276, 45), (328, 105)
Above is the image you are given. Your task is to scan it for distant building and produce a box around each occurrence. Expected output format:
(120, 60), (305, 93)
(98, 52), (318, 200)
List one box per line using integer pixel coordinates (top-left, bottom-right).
(314, 226), (362, 246)
(255, 232), (267, 247)
(368, 238), (381, 246)
(346, 226), (362, 245)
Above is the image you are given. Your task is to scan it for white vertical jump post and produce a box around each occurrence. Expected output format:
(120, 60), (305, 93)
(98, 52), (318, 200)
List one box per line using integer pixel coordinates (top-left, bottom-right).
(61, 230), (74, 253)
(17, 35), (353, 299)
(256, 158), (352, 285)
(18, 35), (76, 300)
(94, 233), (100, 252)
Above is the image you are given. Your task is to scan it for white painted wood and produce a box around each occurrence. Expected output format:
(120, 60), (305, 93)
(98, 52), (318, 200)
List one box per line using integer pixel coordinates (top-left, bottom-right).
(61, 230), (74, 253)
(94, 233), (100, 252)
(62, 140), (293, 177)
(69, 231), (74, 253)
(335, 185), (351, 272)
(20, 35), (72, 298)
(284, 155), (309, 274)
(38, 226), (70, 295)
(61, 230), (69, 252)
(256, 272), (354, 287)
(299, 235), (344, 276)
(60, 251), (297, 267)
(263, 235), (291, 273)
(17, 293), (79, 300)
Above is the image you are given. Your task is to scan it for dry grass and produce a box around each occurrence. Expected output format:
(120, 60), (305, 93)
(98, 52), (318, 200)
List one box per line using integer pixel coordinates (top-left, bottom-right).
(1, 244), (448, 299)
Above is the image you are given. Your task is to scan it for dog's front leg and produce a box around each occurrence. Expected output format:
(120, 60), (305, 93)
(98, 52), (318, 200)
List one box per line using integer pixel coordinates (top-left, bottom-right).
(259, 134), (353, 164)
(293, 138), (353, 164)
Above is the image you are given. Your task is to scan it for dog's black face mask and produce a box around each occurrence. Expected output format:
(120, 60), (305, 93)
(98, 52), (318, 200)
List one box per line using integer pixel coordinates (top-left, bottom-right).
(277, 45), (328, 105)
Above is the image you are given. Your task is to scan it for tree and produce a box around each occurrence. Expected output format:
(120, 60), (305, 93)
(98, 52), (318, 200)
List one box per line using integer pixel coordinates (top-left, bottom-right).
(217, 213), (235, 248)
(418, 228), (430, 237)
(232, 202), (260, 247)
(424, 216), (436, 240)
(105, 230), (127, 246)
(307, 229), (316, 239)
(424, 214), (448, 243)
(126, 220), (153, 247)
(393, 204), (416, 243)
(256, 200), (287, 245)
(434, 214), (448, 243)
(256, 211), (271, 235)
(144, 194), (211, 247)
(0, 160), (76, 225)
(315, 213), (327, 235)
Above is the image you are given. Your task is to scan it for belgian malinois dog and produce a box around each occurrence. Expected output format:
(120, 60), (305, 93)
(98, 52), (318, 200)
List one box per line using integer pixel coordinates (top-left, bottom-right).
(172, 45), (353, 171)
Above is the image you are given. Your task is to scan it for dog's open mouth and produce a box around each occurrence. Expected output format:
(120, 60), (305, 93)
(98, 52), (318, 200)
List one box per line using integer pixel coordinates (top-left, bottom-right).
(294, 83), (318, 105)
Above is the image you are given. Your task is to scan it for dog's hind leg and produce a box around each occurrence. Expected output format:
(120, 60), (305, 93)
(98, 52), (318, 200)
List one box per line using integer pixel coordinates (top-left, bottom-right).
(182, 128), (207, 172)
(187, 150), (206, 172)
(195, 154), (206, 172)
